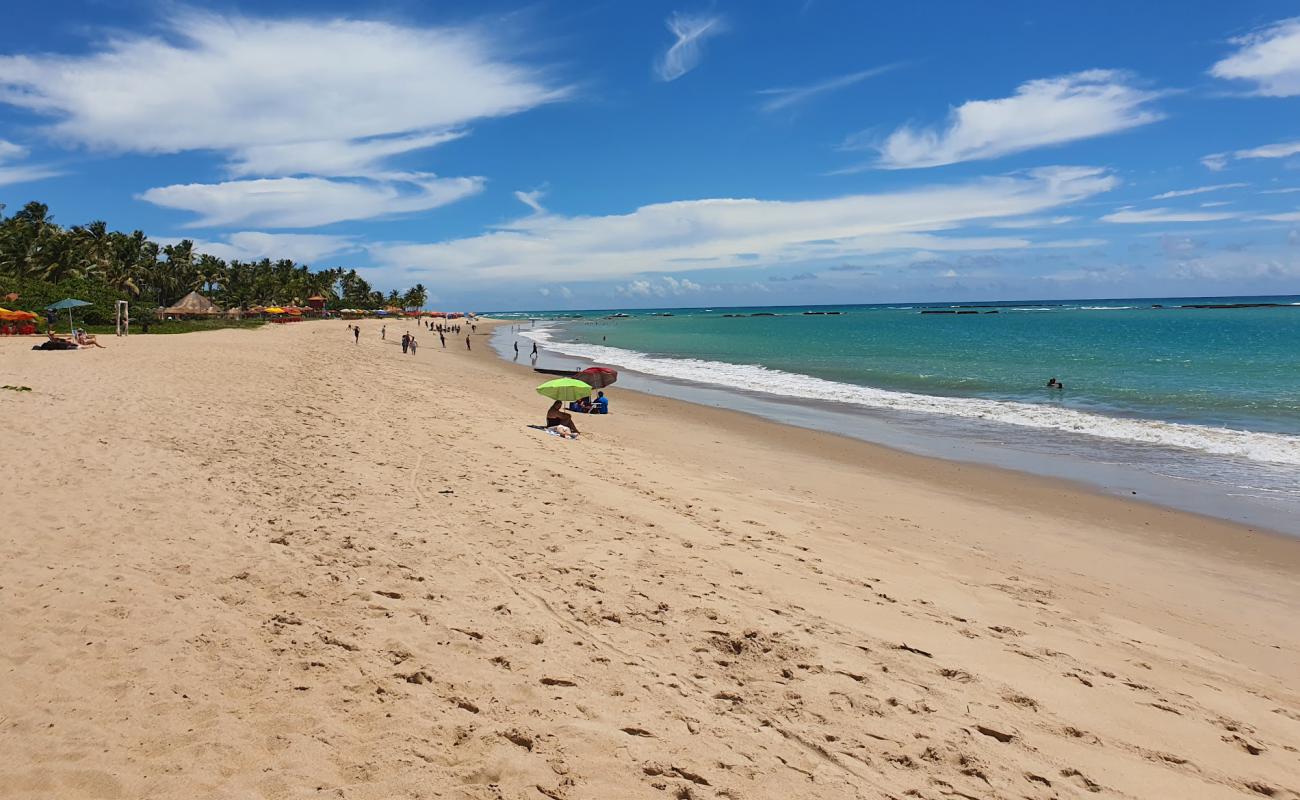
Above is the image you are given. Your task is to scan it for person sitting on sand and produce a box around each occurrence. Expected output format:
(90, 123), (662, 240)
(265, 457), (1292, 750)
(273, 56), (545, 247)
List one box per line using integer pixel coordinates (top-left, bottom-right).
(570, 396), (593, 413)
(592, 391), (608, 414)
(546, 400), (579, 435)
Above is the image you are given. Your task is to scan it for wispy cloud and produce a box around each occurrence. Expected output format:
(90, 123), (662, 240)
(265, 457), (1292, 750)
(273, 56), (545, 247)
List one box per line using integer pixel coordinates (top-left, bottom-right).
(228, 130), (467, 178)
(848, 70), (1162, 170)
(1200, 139), (1300, 171)
(514, 187), (547, 214)
(1258, 210), (1300, 222)
(655, 12), (726, 82)
(0, 139), (62, 187)
(1235, 140), (1300, 160)
(140, 173), (484, 228)
(1100, 207), (1240, 224)
(1201, 153), (1230, 171)
(1151, 182), (1248, 199)
(165, 232), (359, 263)
(757, 63), (901, 113)
(1209, 17), (1300, 96)
(987, 215), (1077, 229)
(1261, 187), (1300, 194)
(371, 166), (1117, 282)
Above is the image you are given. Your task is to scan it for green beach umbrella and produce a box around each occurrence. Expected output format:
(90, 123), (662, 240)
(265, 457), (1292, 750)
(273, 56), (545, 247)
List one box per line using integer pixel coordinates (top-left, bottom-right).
(45, 298), (92, 336)
(536, 378), (592, 402)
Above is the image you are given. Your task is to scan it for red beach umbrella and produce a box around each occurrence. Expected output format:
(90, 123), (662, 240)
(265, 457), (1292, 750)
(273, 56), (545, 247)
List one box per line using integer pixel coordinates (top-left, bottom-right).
(574, 367), (618, 388)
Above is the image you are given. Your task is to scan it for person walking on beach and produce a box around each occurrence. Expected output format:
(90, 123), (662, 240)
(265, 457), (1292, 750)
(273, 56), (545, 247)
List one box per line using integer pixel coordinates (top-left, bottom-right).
(409, 335), (418, 355)
(439, 331), (446, 348)
(531, 341), (538, 359)
(353, 325), (360, 344)
(513, 340), (519, 360)
(381, 324), (386, 340)
(401, 332), (410, 354)
(465, 335), (472, 350)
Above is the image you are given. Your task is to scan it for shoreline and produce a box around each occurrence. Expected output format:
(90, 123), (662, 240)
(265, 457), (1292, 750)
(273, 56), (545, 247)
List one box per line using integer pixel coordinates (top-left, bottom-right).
(492, 320), (1300, 535)
(3, 320), (1297, 799)
(484, 320), (1299, 542)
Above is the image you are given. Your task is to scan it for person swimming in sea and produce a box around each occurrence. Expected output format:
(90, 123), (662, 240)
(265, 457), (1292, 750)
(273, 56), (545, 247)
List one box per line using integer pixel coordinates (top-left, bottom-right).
(1047, 377), (1064, 389)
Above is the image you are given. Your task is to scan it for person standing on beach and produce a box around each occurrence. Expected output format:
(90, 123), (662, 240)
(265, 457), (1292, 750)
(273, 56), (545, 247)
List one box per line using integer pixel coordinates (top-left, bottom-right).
(353, 325), (360, 344)
(409, 335), (418, 355)
(381, 324), (386, 340)
(465, 335), (472, 350)
(513, 340), (519, 359)
(401, 332), (410, 354)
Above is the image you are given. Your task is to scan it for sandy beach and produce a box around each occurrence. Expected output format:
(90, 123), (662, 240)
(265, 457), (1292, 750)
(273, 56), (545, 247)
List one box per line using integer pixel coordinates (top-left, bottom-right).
(2, 319), (1297, 800)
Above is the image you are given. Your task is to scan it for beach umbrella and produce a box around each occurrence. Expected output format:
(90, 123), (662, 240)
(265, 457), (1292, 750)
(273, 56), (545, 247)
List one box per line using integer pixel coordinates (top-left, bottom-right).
(46, 298), (92, 336)
(536, 378), (592, 402)
(574, 366), (618, 388)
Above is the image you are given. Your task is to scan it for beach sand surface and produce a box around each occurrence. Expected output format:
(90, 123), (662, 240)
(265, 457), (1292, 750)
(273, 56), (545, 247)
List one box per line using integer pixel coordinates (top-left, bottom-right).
(2, 320), (1298, 800)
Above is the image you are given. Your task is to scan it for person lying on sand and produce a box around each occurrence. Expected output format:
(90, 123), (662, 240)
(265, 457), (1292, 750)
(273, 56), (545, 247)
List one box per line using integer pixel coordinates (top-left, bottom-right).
(76, 330), (105, 348)
(546, 400), (579, 435)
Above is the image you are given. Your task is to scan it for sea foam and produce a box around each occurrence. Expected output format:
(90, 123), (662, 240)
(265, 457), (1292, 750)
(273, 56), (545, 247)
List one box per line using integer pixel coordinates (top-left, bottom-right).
(521, 327), (1300, 466)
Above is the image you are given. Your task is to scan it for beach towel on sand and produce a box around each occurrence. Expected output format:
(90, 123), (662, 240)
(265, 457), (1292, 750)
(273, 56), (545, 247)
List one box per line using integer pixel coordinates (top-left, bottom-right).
(526, 424), (580, 439)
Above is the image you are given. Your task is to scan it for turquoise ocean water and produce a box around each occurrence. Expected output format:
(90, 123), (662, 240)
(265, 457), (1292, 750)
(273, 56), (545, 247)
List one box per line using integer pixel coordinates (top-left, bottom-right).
(493, 296), (1300, 529)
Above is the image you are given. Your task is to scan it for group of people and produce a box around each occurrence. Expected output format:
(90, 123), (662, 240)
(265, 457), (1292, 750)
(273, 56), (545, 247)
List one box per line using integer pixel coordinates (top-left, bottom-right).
(351, 321), (472, 351)
(544, 391), (609, 438)
(512, 340), (540, 361)
(32, 329), (103, 351)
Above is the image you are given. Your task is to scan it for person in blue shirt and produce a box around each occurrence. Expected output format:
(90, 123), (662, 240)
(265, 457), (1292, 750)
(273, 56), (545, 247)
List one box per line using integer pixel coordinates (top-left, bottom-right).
(592, 391), (609, 413)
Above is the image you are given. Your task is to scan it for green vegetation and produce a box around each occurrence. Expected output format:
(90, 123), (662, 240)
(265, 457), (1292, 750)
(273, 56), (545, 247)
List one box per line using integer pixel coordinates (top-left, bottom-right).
(0, 201), (428, 326)
(80, 318), (268, 335)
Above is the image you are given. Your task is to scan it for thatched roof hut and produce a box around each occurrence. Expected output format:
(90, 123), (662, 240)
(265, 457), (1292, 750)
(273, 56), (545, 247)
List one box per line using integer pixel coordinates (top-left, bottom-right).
(162, 291), (222, 316)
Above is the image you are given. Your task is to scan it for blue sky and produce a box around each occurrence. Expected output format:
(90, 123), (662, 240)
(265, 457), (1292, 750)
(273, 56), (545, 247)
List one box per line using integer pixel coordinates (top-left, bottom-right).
(2, 1), (1300, 310)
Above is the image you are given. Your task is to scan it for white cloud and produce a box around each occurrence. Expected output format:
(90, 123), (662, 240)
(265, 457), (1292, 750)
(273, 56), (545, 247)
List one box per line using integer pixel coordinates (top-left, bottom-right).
(169, 232), (358, 263)
(228, 131), (467, 178)
(987, 215), (1077, 229)
(1100, 207), (1240, 224)
(1039, 238), (1108, 248)
(1261, 187), (1300, 194)
(1151, 182), (1248, 199)
(757, 63), (900, 113)
(1201, 153), (1229, 171)
(1258, 210), (1300, 222)
(1199, 140), (1300, 171)
(0, 11), (566, 175)
(0, 138), (62, 187)
(861, 70), (1161, 170)
(655, 12), (725, 82)
(1210, 17), (1300, 96)
(1235, 140), (1300, 160)
(371, 166), (1117, 282)
(140, 173), (484, 228)
(1200, 200), (1232, 208)
(514, 188), (546, 214)
(617, 276), (703, 297)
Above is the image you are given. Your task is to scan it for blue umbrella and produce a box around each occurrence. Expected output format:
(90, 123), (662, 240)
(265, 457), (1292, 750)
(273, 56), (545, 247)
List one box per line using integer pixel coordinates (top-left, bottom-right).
(45, 298), (92, 336)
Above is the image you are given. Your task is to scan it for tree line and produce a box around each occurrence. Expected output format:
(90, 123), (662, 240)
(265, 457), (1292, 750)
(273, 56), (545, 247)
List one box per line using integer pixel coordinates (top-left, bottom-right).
(0, 201), (428, 322)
